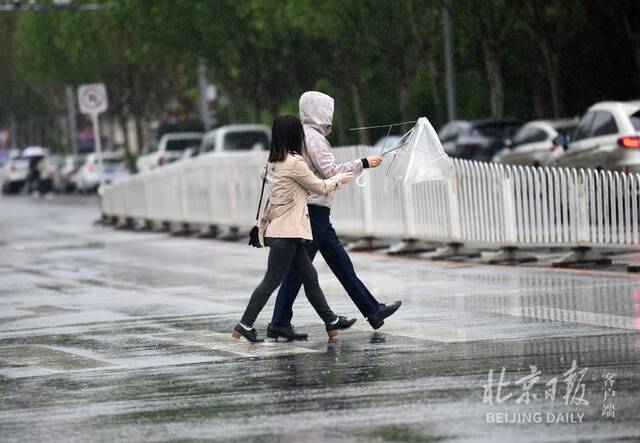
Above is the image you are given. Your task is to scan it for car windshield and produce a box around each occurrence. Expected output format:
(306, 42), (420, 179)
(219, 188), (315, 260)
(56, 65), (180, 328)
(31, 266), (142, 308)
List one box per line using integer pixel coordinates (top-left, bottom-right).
(166, 138), (202, 151)
(100, 158), (122, 165)
(223, 131), (269, 151)
(439, 123), (467, 142)
(631, 111), (640, 131)
(471, 123), (519, 138)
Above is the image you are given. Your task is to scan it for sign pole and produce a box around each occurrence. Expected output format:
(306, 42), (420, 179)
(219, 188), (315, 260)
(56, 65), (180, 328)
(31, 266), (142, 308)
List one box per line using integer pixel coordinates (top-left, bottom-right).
(78, 82), (108, 190)
(91, 112), (104, 189)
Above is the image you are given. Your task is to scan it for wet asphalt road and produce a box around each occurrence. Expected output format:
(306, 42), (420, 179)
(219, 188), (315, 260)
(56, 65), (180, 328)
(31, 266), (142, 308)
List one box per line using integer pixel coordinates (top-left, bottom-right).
(0, 196), (639, 442)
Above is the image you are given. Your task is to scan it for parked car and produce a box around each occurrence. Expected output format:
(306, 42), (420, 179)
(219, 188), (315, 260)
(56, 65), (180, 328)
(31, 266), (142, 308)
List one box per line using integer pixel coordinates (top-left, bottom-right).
(1, 149), (29, 194)
(452, 119), (522, 161)
(76, 152), (126, 192)
(493, 118), (578, 166)
(58, 155), (86, 192)
(549, 101), (640, 172)
(199, 124), (270, 155)
(136, 132), (203, 172)
(438, 120), (472, 156)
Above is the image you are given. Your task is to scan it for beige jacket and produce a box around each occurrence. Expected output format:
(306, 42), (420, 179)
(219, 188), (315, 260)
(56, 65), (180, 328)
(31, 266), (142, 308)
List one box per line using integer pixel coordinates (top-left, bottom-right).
(258, 153), (341, 246)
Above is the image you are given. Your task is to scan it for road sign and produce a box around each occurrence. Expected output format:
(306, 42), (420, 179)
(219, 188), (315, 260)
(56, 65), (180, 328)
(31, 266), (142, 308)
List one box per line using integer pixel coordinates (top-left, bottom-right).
(78, 83), (108, 115)
(77, 83), (108, 189)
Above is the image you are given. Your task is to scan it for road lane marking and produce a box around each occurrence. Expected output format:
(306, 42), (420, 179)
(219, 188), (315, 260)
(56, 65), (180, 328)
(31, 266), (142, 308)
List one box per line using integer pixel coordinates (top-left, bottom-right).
(351, 321), (499, 342)
(0, 344), (114, 371)
(484, 306), (637, 330)
(153, 330), (321, 358)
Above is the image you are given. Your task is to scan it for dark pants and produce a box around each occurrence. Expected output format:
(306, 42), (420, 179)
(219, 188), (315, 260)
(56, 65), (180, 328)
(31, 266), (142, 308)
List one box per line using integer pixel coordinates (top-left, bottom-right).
(271, 205), (380, 326)
(240, 237), (336, 327)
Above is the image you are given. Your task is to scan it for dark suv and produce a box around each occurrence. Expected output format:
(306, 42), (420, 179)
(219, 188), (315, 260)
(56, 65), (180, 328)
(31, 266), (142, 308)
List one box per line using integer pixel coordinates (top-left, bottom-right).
(454, 119), (522, 161)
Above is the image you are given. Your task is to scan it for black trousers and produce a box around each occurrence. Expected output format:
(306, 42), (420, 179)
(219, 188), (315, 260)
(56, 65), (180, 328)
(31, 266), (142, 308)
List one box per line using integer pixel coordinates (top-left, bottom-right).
(240, 237), (337, 327)
(272, 205), (380, 326)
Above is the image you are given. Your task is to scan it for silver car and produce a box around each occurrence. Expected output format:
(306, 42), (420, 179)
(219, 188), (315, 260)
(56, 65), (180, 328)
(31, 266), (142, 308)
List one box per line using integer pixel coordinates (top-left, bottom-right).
(549, 101), (640, 172)
(438, 120), (471, 157)
(493, 118), (578, 166)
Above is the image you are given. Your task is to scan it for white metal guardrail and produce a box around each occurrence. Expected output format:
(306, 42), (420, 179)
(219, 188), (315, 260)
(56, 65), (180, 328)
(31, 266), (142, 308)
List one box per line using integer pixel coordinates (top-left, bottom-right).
(101, 147), (640, 251)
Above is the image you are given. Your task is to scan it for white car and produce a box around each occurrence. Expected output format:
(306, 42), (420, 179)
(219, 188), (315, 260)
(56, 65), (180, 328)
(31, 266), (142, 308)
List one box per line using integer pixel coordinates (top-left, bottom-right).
(136, 132), (203, 172)
(438, 120), (472, 156)
(76, 152), (126, 192)
(493, 118), (578, 166)
(199, 124), (270, 154)
(1, 149), (29, 194)
(549, 101), (640, 172)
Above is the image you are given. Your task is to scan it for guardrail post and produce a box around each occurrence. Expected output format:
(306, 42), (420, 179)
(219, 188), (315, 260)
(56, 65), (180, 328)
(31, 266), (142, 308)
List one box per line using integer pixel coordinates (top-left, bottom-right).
(553, 170), (611, 268)
(387, 184), (437, 255)
(432, 167), (480, 260)
(348, 146), (387, 251)
(171, 164), (191, 236)
(488, 167), (537, 264)
(219, 162), (240, 241)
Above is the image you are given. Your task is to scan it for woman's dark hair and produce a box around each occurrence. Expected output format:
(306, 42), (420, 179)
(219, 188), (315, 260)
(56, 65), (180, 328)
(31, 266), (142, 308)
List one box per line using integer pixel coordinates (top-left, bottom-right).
(269, 115), (306, 162)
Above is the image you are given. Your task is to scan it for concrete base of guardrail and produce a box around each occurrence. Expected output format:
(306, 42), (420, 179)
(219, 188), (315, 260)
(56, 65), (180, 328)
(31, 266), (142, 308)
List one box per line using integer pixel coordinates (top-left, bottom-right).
(219, 227), (241, 241)
(170, 223), (191, 236)
(487, 247), (537, 265)
(348, 237), (389, 252)
(115, 217), (135, 231)
(196, 225), (219, 239)
(431, 242), (481, 261)
(552, 247), (612, 268)
(387, 239), (437, 256)
(155, 221), (172, 233)
(94, 214), (110, 226)
(134, 219), (154, 232)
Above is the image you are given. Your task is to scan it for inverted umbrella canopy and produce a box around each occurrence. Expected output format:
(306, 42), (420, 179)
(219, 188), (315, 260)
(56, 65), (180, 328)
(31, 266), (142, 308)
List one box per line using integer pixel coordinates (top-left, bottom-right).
(22, 146), (48, 158)
(385, 117), (453, 185)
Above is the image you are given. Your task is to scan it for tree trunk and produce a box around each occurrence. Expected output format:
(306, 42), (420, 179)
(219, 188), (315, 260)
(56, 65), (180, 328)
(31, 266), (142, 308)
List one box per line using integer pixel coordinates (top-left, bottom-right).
(118, 116), (131, 155)
(426, 59), (443, 126)
(118, 116), (134, 173)
(335, 106), (348, 146)
(620, 13), (640, 95)
(481, 41), (504, 119)
(540, 41), (563, 118)
(533, 74), (546, 119)
(398, 78), (411, 133)
(134, 115), (144, 154)
(349, 82), (370, 145)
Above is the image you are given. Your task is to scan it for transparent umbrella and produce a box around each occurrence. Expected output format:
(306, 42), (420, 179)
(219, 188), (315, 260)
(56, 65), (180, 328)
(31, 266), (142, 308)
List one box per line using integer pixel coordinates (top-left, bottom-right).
(22, 146), (48, 158)
(384, 117), (453, 185)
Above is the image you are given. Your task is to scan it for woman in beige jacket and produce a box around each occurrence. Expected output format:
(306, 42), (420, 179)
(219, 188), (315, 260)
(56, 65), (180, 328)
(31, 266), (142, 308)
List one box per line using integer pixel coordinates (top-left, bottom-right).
(232, 115), (356, 342)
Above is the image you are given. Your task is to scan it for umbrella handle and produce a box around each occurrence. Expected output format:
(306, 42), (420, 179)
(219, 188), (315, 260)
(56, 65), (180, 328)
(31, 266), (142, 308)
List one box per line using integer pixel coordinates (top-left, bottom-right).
(355, 169), (367, 187)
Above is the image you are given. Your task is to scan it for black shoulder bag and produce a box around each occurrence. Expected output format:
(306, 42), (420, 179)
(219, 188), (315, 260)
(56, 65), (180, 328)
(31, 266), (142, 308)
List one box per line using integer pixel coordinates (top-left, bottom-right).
(248, 162), (269, 248)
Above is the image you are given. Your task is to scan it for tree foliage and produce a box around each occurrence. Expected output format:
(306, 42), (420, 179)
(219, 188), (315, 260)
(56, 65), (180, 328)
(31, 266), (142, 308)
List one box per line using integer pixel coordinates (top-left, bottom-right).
(2, 0), (639, 149)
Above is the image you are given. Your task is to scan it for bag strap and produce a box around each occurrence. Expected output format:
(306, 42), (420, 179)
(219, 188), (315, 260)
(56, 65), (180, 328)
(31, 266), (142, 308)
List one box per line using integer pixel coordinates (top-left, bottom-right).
(255, 161), (269, 222)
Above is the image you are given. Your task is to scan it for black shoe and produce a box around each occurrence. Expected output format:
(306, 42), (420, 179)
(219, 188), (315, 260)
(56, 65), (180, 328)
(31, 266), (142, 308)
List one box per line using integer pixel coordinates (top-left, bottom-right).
(367, 301), (402, 330)
(232, 323), (264, 343)
(326, 316), (357, 338)
(267, 323), (308, 341)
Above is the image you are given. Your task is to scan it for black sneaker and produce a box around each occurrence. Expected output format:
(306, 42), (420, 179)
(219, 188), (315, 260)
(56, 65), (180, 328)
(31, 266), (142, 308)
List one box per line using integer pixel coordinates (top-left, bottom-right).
(232, 323), (264, 343)
(367, 301), (402, 330)
(267, 323), (308, 341)
(326, 316), (357, 338)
